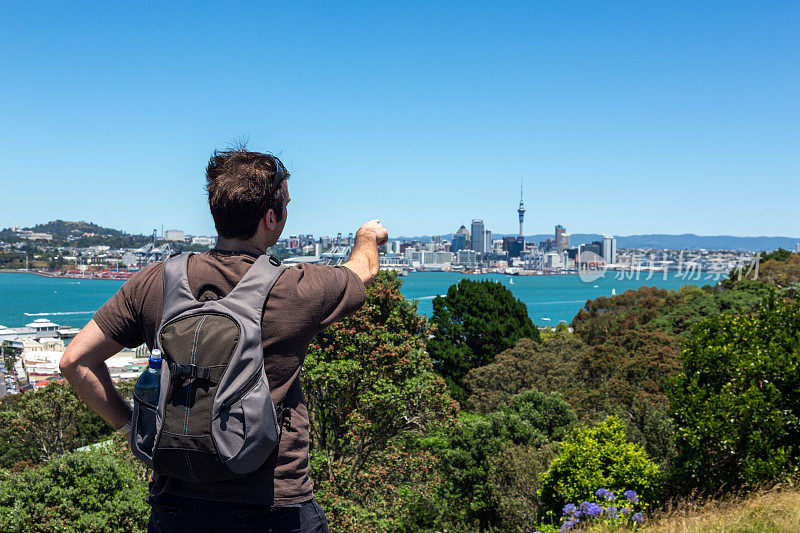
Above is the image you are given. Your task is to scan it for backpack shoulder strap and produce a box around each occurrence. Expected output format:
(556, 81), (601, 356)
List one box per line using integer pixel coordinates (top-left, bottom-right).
(220, 255), (287, 317)
(161, 252), (196, 319)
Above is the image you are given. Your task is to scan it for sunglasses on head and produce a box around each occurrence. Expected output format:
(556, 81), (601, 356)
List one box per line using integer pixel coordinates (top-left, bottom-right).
(258, 155), (286, 212)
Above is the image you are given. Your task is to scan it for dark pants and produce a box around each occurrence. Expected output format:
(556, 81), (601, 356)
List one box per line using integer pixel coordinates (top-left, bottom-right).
(147, 493), (330, 533)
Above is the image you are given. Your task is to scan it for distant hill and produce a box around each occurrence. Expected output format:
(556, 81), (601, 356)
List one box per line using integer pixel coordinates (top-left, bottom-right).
(26, 220), (129, 238)
(398, 233), (800, 252)
(0, 220), (150, 248)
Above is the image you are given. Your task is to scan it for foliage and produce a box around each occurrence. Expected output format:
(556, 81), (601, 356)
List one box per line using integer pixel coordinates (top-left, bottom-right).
(312, 440), (443, 533)
(571, 284), (766, 343)
(0, 382), (112, 469)
(668, 293), (800, 492)
(464, 337), (586, 415)
(0, 449), (148, 532)
(601, 399), (676, 473)
(487, 442), (559, 532)
(437, 390), (576, 529)
(427, 278), (540, 403)
(538, 417), (661, 523)
(303, 270), (457, 531)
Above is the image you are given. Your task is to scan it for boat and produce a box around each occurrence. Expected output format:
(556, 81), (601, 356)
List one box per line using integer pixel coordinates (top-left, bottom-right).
(509, 278), (514, 284)
(541, 317), (551, 321)
(611, 288), (616, 296)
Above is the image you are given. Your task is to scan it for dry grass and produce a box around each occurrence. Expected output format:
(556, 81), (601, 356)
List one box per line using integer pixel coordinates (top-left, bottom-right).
(589, 484), (800, 533)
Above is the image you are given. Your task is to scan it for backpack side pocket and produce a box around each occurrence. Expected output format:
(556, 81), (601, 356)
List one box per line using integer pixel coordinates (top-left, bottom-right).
(131, 395), (158, 467)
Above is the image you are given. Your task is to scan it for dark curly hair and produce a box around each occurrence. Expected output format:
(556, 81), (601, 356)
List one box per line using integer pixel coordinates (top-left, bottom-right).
(205, 148), (290, 239)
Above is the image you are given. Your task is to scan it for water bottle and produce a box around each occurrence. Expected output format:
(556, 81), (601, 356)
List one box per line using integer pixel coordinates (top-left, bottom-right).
(134, 349), (162, 405)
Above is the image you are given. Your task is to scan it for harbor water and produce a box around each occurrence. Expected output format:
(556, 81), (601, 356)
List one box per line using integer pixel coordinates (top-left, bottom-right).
(0, 270), (721, 329)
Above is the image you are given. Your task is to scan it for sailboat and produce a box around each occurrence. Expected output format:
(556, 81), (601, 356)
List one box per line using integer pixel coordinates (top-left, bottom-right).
(611, 288), (616, 296)
(509, 278), (514, 285)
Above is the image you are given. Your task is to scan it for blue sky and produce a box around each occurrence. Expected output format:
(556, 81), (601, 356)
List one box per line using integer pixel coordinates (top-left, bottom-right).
(1, 1), (798, 238)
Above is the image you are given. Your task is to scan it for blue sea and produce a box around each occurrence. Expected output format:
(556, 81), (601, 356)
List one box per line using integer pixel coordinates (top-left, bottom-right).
(0, 271), (721, 330)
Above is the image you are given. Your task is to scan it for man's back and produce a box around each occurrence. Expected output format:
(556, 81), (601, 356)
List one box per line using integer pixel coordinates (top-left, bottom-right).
(60, 147), (388, 531)
(94, 246), (365, 505)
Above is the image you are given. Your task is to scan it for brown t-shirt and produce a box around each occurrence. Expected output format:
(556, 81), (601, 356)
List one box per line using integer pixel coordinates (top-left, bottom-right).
(93, 248), (366, 505)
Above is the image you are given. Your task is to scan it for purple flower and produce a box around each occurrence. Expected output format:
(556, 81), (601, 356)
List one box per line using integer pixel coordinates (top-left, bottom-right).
(580, 501), (603, 518)
(560, 520), (574, 532)
(632, 512), (645, 524)
(596, 488), (616, 501)
(606, 506), (618, 519)
(563, 503), (578, 517)
(621, 507), (631, 516)
(624, 490), (639, 503)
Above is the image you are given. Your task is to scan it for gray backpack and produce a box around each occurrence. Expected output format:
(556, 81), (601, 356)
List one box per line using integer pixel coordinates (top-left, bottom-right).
(131, 252), (287, 482)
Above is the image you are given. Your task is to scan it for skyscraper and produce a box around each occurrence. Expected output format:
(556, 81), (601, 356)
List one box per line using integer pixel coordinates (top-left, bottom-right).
(452, 225), (470, 253)
(555, 225), (569, 252)
(471, 219), (485, 253)
(602, 235), (617, 264)
(517, 183), (525, 238)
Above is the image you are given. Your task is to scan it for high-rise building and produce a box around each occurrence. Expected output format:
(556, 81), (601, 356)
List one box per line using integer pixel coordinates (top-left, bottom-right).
(602, 236), (617, 264)
(455, 225), (470, 248)
(503, 236), (524, 257)
(471, 219), (485, 253)
(452, 226), (469, 253)
(517, 183), (525, 238)
(484, 230), (492, 253)
(451, 234), (466, 253)
(555, 225), (567, 251)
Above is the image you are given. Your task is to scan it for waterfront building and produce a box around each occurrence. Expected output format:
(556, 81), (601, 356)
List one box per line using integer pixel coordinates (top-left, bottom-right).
(602, 235), (617, 264)
(471, 219), (485, 253)
(191, 236), (216, 247)
(456, 249), (478, 266)
(545, 252), (562, 269)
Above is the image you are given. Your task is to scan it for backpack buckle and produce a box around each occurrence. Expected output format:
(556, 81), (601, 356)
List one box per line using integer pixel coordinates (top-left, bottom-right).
(170, 362), (213, 382)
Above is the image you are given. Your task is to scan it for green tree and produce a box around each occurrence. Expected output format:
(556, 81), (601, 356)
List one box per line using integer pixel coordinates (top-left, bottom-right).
(427, 279), (539, 403)
(437, 389), (576, 529)
(303, 271), (457, 531)
(0, 450), (148, 532)
(538, 416), (661, 522)
(668, 293), (800, 492)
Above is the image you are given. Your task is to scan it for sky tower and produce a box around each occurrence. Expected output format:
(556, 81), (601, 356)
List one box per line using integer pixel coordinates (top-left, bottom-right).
(517, 182), (525, 238)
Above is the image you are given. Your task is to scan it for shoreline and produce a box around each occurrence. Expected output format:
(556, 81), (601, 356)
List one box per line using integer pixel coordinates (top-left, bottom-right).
(0, 269), (134, 280)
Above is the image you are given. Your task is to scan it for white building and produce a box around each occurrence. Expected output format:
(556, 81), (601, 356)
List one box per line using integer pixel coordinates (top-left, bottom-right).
(165, 230), (186, 242)
(191, 236), (216, 247)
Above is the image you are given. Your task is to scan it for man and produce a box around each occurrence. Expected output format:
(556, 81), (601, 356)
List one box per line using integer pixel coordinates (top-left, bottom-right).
(60, 148), (388, 532)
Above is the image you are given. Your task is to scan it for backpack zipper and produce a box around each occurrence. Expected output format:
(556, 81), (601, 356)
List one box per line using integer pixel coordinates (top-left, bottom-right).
(221, 370), (262, 412)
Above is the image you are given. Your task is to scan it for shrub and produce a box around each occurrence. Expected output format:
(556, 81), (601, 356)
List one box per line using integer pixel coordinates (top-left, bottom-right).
(0, 381), (112, 469)
(668, 293), (800, 492)
(487, 442), (559, 532)
(0, 449), (148, 532)
(438, 390), (576, 529)
(303, 271), (457, 531)
(538, 417), (661, 522)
